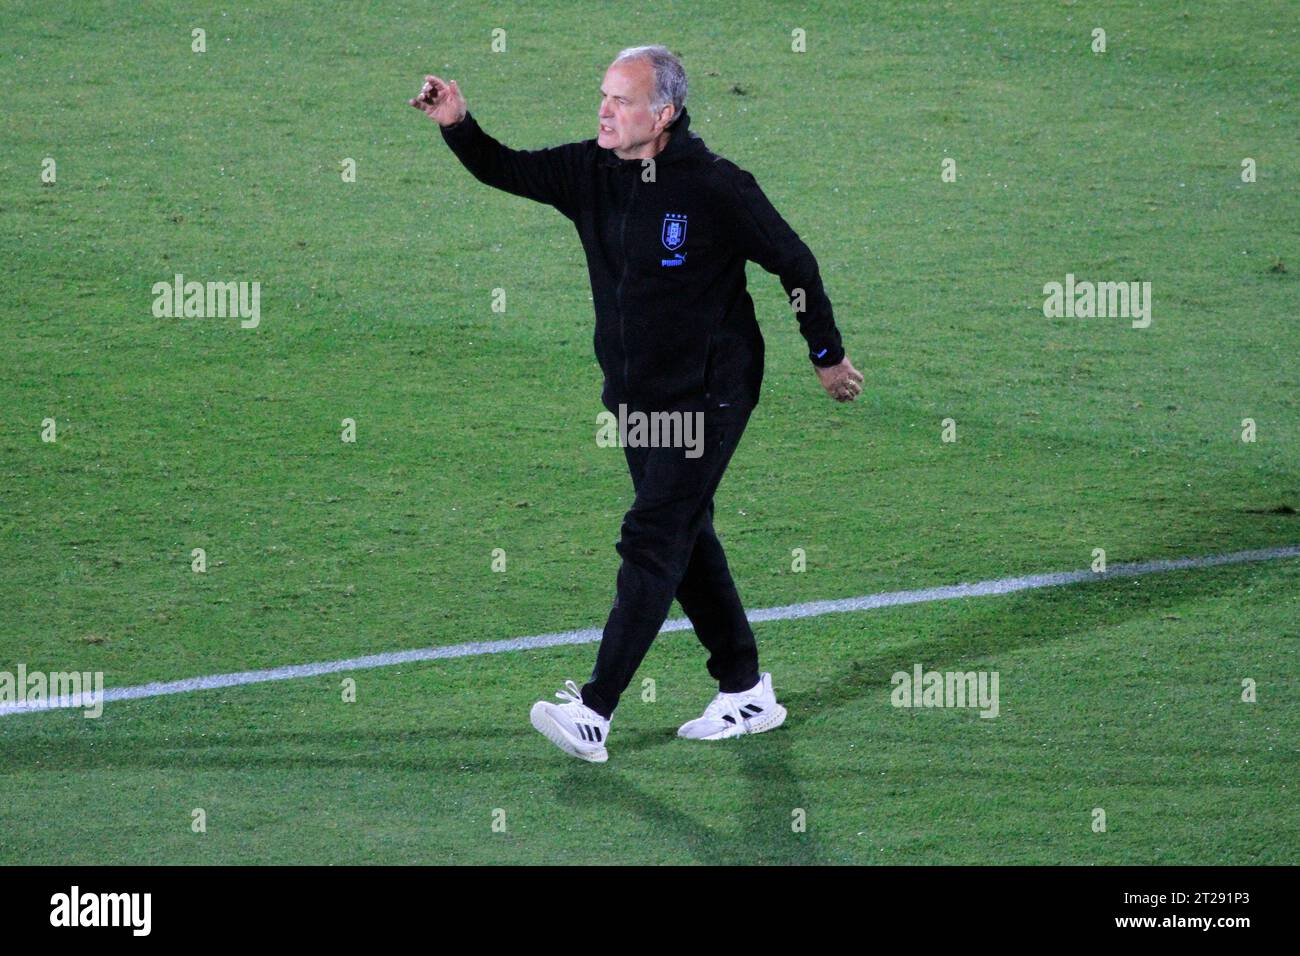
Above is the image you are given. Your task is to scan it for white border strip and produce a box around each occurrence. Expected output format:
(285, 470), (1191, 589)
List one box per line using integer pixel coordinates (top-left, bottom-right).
(3, 544), (1297, 717)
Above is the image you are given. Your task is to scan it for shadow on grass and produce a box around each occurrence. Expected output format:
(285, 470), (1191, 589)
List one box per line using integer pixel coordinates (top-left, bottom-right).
(551, 723), (820, 865)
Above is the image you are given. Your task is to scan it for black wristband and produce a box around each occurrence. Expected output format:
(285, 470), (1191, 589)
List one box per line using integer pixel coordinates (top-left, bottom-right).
(809, 344), (845, 368)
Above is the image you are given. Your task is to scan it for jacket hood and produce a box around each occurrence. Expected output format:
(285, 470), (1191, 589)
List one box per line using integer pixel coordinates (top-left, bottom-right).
(598, 106), (706, 168)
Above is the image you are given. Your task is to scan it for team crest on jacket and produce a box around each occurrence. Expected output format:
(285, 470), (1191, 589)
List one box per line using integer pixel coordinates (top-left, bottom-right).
(661, 213), (688, 251)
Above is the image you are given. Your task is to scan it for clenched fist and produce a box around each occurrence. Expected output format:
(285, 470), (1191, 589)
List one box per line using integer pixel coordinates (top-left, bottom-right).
(409, 74), (467, 127)
(814, 356), (865, 403)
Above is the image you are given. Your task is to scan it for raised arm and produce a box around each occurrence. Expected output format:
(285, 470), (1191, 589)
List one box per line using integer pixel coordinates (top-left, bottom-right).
(410, 74), (583, 220)
(728, 169), (863, 402)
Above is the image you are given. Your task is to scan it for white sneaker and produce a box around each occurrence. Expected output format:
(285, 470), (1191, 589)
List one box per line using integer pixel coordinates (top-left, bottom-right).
(529, 680), (611, 763)
(677, 672), (787, 740)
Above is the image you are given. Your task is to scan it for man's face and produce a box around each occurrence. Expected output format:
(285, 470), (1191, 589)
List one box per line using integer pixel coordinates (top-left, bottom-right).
(598, 60), (672, 158)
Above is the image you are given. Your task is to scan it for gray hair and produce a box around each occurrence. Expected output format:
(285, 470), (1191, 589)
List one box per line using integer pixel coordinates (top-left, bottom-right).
(613, 45), (687, 123)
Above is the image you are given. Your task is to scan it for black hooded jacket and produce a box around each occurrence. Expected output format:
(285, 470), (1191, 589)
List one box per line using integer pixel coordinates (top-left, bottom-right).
(439, 106), (846, 413)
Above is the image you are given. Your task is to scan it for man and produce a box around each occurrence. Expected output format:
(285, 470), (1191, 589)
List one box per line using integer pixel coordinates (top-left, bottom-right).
(411, 45), (863, 763)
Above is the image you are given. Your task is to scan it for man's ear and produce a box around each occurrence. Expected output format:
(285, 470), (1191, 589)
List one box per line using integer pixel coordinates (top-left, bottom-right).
(656, 104), (677, 133)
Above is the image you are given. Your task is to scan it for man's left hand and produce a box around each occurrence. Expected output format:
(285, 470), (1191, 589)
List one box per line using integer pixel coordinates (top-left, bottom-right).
(814, 356), (864, 402)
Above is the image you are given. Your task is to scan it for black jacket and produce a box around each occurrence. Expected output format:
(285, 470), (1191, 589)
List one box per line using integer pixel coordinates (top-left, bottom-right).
(440, 106), (845, 413)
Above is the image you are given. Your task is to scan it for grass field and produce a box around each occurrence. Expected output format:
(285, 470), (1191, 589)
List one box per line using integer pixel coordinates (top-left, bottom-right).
(1, 0), (1296, 865)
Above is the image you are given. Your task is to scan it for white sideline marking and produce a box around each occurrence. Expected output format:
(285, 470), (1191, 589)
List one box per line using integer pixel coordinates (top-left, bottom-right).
(2, 544), (1297, 717)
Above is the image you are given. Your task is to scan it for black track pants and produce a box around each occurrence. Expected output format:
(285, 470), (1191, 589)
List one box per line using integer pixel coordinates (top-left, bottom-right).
(581, 406), (760, 719)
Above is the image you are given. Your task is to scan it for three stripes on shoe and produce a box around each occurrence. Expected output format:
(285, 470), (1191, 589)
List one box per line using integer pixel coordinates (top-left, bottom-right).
(721, 703), (763, 725)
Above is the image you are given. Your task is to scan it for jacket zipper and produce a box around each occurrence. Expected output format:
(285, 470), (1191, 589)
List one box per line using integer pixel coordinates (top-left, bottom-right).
(615, 173), (640, 398)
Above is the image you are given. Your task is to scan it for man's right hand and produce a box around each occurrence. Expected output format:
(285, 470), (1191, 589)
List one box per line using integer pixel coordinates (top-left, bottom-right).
(409, 74), (467, 127)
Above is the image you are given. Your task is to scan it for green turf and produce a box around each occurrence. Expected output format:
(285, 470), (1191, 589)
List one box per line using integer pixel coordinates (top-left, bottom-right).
(1, 561), (1295, 864)
(1, 0), (1296, 864)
